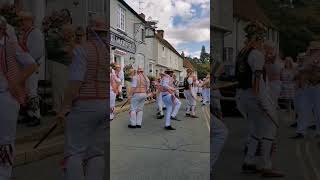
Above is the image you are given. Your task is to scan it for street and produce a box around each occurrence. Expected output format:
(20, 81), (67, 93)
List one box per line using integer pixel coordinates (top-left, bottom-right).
(214, 110), (320, 180)
(12, 99), (210, 180)
(110, 99), (210, 180)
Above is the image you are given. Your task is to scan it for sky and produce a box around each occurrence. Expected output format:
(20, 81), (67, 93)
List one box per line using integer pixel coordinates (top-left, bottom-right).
(124, 0), (210, 58)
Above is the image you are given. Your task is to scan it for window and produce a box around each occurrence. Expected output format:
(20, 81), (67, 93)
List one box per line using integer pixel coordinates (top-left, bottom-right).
(117, 6), (126, 31)
(141, 29), (145, 42)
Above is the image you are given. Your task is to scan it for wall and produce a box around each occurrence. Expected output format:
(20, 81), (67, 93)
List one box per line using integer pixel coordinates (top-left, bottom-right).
(110, 0), (150, 72)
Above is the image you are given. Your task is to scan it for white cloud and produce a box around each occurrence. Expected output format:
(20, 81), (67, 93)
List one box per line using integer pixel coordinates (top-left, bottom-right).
(124, 0), (210, 48)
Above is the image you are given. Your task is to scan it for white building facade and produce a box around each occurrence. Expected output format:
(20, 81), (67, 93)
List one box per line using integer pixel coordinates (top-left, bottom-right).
(110, 0), (152, 73)
(147, 30), (184, 80)
(224, 0), (279, 75)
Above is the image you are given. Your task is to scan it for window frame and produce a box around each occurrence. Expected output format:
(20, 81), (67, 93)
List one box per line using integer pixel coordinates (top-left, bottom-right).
(117, 5), (126, 32)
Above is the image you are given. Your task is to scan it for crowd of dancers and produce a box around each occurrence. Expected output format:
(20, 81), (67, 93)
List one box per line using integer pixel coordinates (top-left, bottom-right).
(110, 64), (211, 130)
(212, 21), (320, 178)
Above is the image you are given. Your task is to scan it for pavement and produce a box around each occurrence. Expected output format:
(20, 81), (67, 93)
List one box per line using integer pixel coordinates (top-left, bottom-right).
(213, 110), (320, 180)
(12, 98), (210, 180)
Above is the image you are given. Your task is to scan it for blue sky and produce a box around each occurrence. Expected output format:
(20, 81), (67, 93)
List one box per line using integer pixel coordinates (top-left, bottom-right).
(124, 0), (210, 58)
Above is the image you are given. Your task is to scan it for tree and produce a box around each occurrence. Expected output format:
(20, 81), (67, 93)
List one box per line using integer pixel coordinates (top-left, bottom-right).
(181, 51), (185, 58)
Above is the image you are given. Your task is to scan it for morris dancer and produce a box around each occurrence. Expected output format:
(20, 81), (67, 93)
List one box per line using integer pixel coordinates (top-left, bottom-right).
(57, 17), (108, 180)
(160, 69), (178, 130)
(0, 16), (37, 180)
(235, 22), (283, 177)
(184, 68), (198, 118)
(202, 74), (210, 105)
(110, 64), (122, 121)
(169, 72), (181, 121)
(18, 11), (45, 127)
(127, 65), (150, 128)
(211, 78), (228, 176)
(155, 75), (165, 119)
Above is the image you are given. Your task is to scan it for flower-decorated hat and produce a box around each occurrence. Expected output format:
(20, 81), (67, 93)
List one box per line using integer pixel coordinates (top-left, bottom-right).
(244, 21), (267, 40)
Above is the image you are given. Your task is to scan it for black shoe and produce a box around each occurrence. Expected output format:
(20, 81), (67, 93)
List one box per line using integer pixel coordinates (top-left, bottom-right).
(157, 115), (164, 119)
(27, 118), (41, 127)
(128, 125), (136, 128)
(136, 125), (142, 128)
(185, 113), (190, 117)
(290, 133), (304, 139)
(18, 117), (31, 124)
(290, 122), (297, 128)
(309, 125), (316, 130)
(171, 116), (181, 121)
(241, 164), (258, 174)
(164, 126), (176, 130)
(190, 115), (199, 118)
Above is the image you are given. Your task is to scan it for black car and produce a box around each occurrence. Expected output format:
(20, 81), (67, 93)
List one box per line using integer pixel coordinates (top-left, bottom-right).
(178, 81), (185, 98)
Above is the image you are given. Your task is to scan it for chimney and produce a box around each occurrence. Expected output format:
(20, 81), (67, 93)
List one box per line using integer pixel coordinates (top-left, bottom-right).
(139, 13), (146, 20)
(157, 30), (164, 38)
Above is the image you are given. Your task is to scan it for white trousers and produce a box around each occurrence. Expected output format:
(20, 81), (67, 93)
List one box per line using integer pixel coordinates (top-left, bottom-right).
(49, 61), (68, 112)
(162, 93), (174, 126)
(184, 90), (196, 115)
(238, 90), (277, 169)
(110, 90), (116, 120)
(0, 92), (19, 180)
(268, 80), (281, 104)
(305, 86), (320, 135)
(156, 92), (164, 116)
(203, 88), (210, 104)
(129, 93), (147, 126)
(171, 98), (181, 118)
(64, 100), (107, 180)
(211, 114), (228, 173)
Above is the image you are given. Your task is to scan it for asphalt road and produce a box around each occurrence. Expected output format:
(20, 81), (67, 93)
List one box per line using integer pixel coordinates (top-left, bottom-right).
(213, 110), (320, 180)
(12, 99), (210, 180)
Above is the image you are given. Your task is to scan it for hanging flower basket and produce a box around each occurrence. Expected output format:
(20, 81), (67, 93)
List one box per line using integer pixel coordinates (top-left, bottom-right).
(43, 9), (74, 65)
(0, 4), (21, 34)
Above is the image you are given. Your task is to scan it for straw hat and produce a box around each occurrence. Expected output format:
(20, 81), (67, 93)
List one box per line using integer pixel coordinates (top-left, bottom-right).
(165, 68), (174, 73)
(186, 68), (193, 73)
(244, 21), (267, 40)
(137, 65), (144, 72)
(114, 63), (121, 69)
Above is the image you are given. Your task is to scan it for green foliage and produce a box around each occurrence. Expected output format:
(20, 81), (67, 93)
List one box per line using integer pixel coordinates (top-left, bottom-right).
(257, 0), (320, 58)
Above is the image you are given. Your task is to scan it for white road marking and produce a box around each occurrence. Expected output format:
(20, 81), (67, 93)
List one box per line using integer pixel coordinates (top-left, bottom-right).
(202, 106), (210, 132)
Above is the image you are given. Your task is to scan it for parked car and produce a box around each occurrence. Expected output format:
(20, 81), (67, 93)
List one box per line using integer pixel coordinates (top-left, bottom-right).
(178, 81), (185, 98)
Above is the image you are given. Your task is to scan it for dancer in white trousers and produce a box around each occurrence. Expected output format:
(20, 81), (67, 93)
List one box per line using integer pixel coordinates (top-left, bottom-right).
(202, 74), (210, 105)
(160, 69), (178, 130)
(211, 81), (228, 175)
(155, 76), (165, 119)
(0, 16), (37, 180)
(18, 11), (45, 127)
(128, 66), (150, 128)
(57, 17), (108, 180)
(184, 68), (198, 118)
(235, 22), (283, 177)
(110, 64), (122, 121)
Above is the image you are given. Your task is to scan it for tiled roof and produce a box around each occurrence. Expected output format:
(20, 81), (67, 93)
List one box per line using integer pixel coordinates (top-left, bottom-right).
(183, 59), (194, 69)
(155, 33), (184, 59)
(234, 0), (276, 29)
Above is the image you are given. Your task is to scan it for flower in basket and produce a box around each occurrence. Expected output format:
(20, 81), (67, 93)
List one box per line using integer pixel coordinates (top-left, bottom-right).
(123, 64), (134, 81)
(0, 3), (21, 31)
(43, 9), (75, 65)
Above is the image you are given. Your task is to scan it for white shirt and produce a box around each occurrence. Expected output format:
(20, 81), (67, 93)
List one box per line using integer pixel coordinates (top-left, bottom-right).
(24, 28), (45, 64)
(0, 37), (35, 91)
